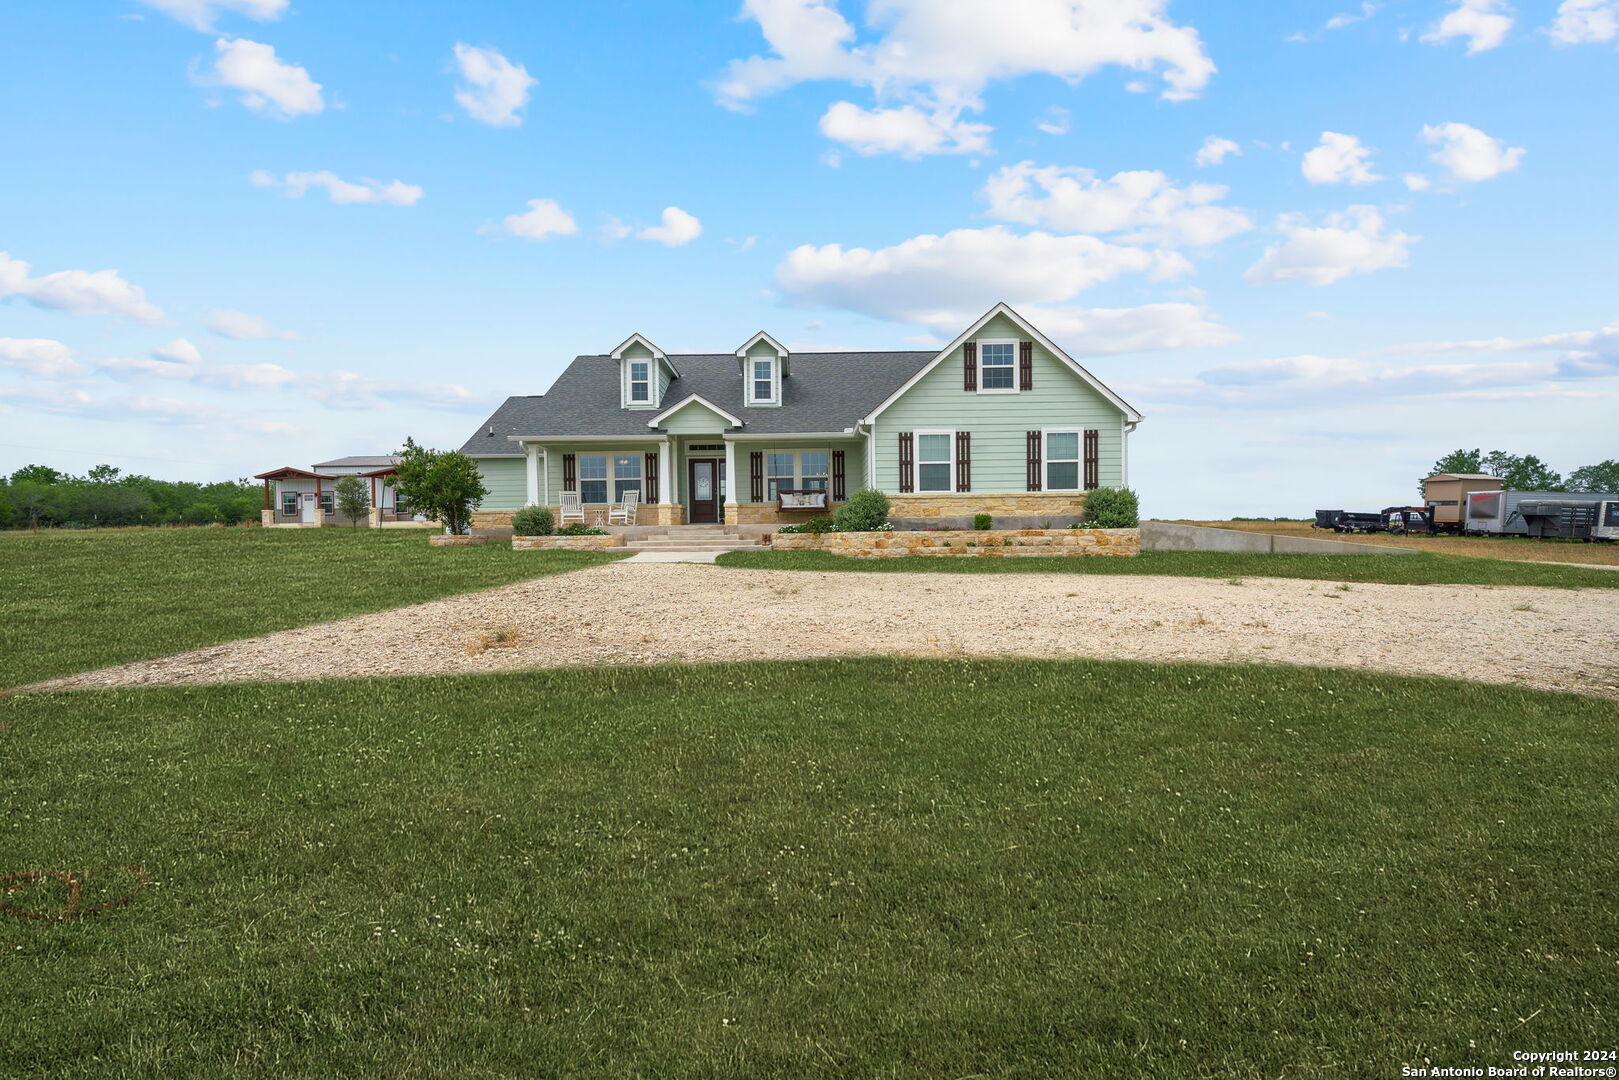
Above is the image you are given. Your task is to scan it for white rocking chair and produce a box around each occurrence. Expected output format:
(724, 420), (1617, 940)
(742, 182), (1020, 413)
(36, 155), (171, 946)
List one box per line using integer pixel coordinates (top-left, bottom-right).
(607, 489), (640, 527)
(559, 490), (585, 526)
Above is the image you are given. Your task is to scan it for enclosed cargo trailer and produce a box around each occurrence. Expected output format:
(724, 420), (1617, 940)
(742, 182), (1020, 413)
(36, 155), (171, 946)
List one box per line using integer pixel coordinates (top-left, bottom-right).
(1593, 501), (1619, 542)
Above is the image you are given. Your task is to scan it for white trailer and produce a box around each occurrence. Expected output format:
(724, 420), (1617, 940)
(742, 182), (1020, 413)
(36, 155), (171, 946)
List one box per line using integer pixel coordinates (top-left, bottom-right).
(1464, 490), (1619, 536)
(1593, 500), (1619, 542)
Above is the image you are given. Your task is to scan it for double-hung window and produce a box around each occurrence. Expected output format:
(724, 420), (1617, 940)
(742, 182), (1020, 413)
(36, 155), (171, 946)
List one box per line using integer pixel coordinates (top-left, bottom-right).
(319, 490), (334, 514)
(751, 358), (774, 403)
(578, 455), (609, 504)
(280, 491), (298, 516)
(1044, 429), (1081, 491)
(611, 454), (642, 501)
(765, 451), (828, 499)
(979, 341), (1016, 391)
(915, 432), (954, 493)
(628, 361), (650, 404)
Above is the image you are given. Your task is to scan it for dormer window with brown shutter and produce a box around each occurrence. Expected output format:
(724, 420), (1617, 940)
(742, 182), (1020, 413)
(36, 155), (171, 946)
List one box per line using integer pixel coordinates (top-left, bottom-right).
(976, 340), (1017, 392)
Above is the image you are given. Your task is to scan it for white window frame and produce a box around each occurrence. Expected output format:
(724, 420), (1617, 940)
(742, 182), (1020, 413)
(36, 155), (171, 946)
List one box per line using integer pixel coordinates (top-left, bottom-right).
(1042, 427), (1083, 492)
(762, 450), (830, 500)
(626, 360), (651, 406)
(611, 453), (643, 502)
(976, 338), (1018, 394)
(747, 356), (778, 405)
(913, 429), (956, 494)
(577, 454), (610, 504)
(280, 491), (298, 516)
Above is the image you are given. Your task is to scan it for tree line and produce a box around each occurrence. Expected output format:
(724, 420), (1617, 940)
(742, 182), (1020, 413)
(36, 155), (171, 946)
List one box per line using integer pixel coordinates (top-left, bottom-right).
(0, 464), (261, 530)
(1428, 450), (1619, 494)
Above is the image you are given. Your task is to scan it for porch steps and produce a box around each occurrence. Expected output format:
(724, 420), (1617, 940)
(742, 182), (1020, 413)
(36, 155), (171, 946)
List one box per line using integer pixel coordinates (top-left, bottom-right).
(620, 525), (765, 554)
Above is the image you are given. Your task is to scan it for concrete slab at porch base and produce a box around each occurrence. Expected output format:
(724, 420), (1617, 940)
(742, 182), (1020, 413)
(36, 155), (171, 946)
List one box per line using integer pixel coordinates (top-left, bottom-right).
(1140, 521), (1418, 555)
(621, 550), (723, 563)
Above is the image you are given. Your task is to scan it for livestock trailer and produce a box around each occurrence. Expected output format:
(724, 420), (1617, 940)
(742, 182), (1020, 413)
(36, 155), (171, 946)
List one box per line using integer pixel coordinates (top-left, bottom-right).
(1464, 490), (1619, 536)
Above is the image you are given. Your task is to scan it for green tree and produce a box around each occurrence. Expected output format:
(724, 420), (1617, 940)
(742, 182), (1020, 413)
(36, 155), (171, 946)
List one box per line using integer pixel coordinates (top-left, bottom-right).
(334, 475), (371, 529)
(10, 464), (63, 486)
(9, 481), (55, 529)
(86, 464), (122, 483)
(1566, 459), (1619, 493)
(391, 437), (488, 535)
(1428, 449), (1483, 476)
(1496, 453), (1564, 491)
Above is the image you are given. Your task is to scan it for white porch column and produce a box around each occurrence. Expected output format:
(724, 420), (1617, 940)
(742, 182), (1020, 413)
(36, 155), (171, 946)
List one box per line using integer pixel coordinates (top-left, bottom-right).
(524, 441), (541, 507)
(723, 438), (737, 505)
(658, 439), (672, 504)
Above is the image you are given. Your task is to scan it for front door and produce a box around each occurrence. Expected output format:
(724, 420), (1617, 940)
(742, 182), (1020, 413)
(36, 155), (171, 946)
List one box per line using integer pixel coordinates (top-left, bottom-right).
(688, 458), (719, 523)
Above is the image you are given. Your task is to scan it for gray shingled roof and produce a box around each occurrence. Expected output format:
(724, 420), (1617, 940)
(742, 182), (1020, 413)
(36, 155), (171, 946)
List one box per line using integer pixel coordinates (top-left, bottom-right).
(459, 351), (935, 457)
(312, 455), (402, 468)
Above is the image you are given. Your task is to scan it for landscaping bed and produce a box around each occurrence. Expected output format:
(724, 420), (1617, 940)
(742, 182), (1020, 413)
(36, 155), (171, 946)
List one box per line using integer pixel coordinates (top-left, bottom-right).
(771, 526), (1138, 557)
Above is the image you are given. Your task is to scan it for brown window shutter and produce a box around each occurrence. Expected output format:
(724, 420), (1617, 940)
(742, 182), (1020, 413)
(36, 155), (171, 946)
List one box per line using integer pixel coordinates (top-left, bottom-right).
(831, 449), (846, 501)
(1084, 429), (1100, 490)
(963, 342), (977, 391)
(749, 451), (763, 502)
(643, 452), (658, 503)
(562, 453), (577, 492)
(1026, 431), (1042, 491)
(955, 431), (971, 492)
(1019, 341), (1033, 391)
(898, 431), (914, 493)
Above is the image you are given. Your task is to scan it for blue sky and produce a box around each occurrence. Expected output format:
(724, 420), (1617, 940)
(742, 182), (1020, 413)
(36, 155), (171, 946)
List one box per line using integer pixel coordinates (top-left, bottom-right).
(2, 0), (1616, 516)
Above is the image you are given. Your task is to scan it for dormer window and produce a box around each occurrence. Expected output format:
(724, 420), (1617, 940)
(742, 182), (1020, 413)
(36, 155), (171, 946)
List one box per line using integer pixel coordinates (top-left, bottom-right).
(610, 332), (676, 409)
(751, 358), (774, 403)
(629, 361), (650, 403)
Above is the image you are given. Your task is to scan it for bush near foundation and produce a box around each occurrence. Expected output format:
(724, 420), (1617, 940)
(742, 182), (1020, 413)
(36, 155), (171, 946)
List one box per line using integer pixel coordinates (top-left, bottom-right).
(833, 489), (890, 532)
(511, 506), (555, 536)
(1080, 487), (1139, 529)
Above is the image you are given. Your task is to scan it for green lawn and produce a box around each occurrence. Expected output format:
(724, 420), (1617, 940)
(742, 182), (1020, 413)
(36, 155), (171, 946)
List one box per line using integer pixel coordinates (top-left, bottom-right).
(3, 658), (1615, 1078)
(717, 547), (1619, 588)
(0, 528), (621, 688)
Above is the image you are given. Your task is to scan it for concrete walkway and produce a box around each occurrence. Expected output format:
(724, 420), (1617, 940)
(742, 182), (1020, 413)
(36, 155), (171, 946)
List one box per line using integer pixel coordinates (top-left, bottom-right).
(621, 550), (723, 563)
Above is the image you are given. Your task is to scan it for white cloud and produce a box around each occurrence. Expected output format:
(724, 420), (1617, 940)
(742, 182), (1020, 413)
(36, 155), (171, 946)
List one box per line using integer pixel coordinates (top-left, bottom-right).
(1245, 206), (1416, 286)
(251, 170), (423, 206)
(775, 225), (1190, 326)
(1549, 0), (1619, 43)
(1422, 0), (1514, 53)
(1419, 122), (1525, 183)
(1300, 131), (1382, 185)
(818, 102), (991, 157)
(208, 308), (297, 340)
(0, 251), (165, 324)
(1012, 302), (1237, 354)
(494, 198), (579, 241)
(451, 43), (536, 128)
(1194, 135), (1240, 167)
(599, 216), (634, 241)
(136, 0), (286, 31)
(715, 0), (1215, 150)
(153, 338), (204, 365)
(1288, 2), (1380, 40)
(981, 162), (1253, 248)
(1403, 173), (1433, 191)
(0, 338), (84, 379)
(196, 37), (324, 119)
(637, 206), (703, 246)
(1035, 106), (1070, 136)
(1384, 321), (1619, 355)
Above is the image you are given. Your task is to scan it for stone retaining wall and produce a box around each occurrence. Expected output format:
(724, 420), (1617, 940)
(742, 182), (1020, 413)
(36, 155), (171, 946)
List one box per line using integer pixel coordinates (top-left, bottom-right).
(771, 527), (1138, 558)
(428, 535), (494, 547)
(510, 534), (625, 551)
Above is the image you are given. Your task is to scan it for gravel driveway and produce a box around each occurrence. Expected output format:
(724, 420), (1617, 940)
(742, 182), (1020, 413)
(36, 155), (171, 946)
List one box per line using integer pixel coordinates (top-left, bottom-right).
(30, 563), (1619, 698)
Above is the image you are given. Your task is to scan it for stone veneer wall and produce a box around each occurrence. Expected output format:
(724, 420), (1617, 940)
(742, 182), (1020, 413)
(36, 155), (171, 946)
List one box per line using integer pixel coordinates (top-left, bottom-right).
(883, 492), (1089, 518)
(771, 527), (1138, 558)
(510, 534), (625, 551)
(472, 505), (674, 530)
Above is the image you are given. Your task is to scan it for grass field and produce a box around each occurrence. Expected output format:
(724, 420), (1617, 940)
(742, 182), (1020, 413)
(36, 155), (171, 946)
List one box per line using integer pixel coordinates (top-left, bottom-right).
(0, 528), (622, 688)
(1183, 519), (1619, 566)
(3, 658), (1615, 1078)
(717, 547), (1619, 588)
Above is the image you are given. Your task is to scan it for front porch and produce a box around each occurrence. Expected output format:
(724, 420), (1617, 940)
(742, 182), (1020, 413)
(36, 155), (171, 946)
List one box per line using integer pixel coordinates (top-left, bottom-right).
(478, 432), (865, 530)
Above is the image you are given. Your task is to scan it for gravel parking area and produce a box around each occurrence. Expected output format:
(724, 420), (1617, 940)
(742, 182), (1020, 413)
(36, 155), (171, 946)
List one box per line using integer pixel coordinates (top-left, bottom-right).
(29, 562), (1619, 698)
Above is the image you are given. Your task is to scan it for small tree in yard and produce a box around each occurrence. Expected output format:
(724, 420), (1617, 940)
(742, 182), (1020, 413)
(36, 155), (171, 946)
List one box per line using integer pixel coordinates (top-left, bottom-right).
(334, 475), (370, 529)
(391, 437), (488, 535)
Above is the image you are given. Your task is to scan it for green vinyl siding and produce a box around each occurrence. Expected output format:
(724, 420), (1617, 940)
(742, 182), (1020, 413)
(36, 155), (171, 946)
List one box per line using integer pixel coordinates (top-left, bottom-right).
(655, 361), (671, 405)
(872, 313), (1125, 493)
(475, 457), (527, 510)
(732, 438), (863, 504)
(743, 340), (781, 406)
(547, 444), (662, 505)
(660, 399), (733, 434)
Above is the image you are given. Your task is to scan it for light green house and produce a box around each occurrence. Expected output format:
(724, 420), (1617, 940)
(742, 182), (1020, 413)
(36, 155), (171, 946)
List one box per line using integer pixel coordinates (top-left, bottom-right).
(459, 303), (1142, 528)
